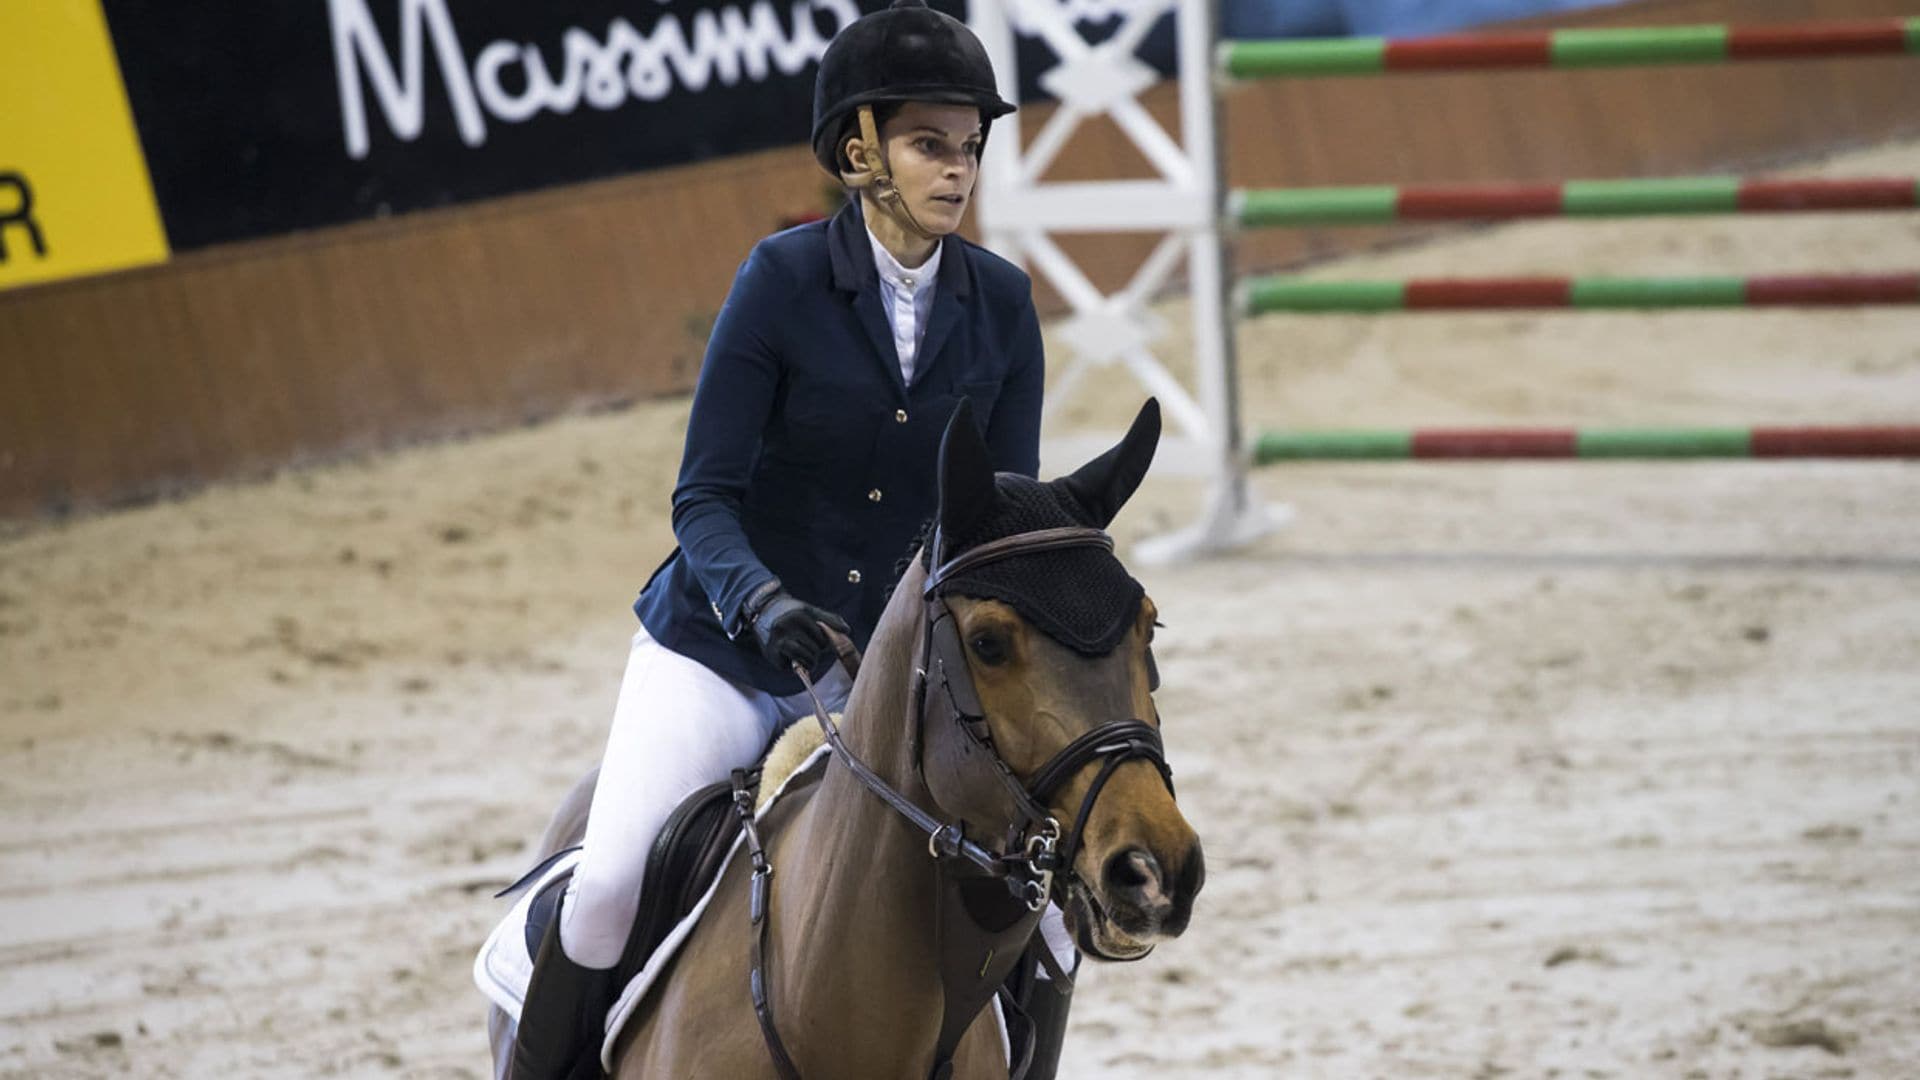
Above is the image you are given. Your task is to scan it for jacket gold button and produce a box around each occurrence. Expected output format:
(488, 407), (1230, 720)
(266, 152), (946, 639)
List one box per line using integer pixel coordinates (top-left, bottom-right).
(868, 488), (883, 503)
(847, 569), (862, 584)
(895, 409), (908, 423)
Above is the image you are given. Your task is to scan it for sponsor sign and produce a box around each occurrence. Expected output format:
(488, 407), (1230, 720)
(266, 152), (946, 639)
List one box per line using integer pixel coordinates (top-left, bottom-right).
(6, 0), (1176, 275)
(101, 0), (889, 251)
(0, 1), (168, 293)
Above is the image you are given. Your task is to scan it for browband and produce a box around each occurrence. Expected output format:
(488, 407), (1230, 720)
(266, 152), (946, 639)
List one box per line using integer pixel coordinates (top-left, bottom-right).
(925, 526), (1112, 596)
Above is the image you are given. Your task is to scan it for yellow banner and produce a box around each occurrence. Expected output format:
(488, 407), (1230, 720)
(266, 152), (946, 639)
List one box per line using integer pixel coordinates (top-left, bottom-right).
(1, 0), (169, 292)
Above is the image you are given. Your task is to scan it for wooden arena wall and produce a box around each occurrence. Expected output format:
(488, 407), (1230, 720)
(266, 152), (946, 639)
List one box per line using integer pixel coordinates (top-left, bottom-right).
(4, 0), (1917, 519)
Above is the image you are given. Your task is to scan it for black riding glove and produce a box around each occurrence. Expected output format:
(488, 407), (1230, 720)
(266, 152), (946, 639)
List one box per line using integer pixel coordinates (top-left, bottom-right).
(750, 589), (851, 672)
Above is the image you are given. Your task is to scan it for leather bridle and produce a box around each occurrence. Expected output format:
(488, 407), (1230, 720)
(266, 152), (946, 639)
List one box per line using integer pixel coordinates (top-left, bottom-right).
(914, 526), (1174, 918)
(737, 524), (1175, 1079)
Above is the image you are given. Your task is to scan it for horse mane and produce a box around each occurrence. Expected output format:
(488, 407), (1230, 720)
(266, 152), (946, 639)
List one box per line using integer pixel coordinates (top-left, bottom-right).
(891, 517), (939, 599)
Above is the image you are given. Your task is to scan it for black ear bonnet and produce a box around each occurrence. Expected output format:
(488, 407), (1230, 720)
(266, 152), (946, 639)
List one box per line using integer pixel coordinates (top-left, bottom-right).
(927, 474), (1145, 656)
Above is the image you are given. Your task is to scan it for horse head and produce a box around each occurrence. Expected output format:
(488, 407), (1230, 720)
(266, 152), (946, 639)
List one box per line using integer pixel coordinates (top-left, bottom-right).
(918, 399), (1204, 961)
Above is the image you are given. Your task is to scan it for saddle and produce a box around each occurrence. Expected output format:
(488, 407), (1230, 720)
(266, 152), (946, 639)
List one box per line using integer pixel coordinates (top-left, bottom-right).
(522, 772), (769, 988)
(511, 716), (839, 986)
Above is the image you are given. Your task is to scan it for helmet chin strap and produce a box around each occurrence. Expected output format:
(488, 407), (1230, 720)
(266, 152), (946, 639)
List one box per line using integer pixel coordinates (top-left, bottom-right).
(844, 104), (941, 243)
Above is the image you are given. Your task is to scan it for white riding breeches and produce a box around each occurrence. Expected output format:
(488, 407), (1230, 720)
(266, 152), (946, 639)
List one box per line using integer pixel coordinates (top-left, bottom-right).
(558, 626), (1078, 980)
(560, 626), (853, 969)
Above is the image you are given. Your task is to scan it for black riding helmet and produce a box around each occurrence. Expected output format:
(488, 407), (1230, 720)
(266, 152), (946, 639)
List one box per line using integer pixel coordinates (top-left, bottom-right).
(810, 0), (1017, 175)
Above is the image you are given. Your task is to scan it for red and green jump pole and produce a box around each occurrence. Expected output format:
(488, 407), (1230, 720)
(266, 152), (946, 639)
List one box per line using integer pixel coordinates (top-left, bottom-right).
(1219, 17), (1920, 468)
(1254, 426), (1920, 463)
(1221, 17), (1920, 78)
(1242, 273), (1920, 313)
(1235, 177), (1920, 227)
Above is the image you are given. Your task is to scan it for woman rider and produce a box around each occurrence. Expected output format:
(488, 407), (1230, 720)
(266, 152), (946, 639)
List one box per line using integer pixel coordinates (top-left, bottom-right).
(508, 2), (1079, 1077)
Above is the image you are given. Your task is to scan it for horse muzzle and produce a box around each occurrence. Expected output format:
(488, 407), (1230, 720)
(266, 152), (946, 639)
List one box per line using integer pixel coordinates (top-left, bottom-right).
(1065, 837), (1205, 960)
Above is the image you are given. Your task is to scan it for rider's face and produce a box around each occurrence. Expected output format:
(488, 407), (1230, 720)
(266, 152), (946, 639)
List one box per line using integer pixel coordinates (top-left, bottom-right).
(876, 102), (983, 235)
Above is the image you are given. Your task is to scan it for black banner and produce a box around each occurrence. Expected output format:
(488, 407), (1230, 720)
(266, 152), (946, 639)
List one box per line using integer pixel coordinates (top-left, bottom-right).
(100, 0), (1173, 251)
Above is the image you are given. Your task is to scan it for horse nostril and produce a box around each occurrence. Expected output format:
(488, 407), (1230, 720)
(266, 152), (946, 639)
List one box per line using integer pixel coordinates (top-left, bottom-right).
(1105, 848), (1162, 893)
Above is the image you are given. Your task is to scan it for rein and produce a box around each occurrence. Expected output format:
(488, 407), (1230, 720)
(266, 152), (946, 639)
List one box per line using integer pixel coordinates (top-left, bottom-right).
(732, 525), (1175, 1080)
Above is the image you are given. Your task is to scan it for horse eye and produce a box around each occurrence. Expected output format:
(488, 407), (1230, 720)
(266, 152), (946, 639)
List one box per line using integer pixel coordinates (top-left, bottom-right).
(969, 633), (1008, 665)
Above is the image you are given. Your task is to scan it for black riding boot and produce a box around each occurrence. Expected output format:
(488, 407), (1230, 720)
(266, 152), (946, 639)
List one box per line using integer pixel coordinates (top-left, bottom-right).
(510, 905), (616, 1080)
(1022, 975), (1074, 1080)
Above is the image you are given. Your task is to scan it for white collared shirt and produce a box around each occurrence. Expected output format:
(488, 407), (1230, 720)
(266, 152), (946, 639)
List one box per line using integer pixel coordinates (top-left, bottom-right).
(867, 228), (942, 387)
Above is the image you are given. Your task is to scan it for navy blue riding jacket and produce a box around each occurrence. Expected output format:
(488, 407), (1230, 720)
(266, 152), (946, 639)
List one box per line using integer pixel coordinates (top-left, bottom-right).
(633, 199), (1044, 694)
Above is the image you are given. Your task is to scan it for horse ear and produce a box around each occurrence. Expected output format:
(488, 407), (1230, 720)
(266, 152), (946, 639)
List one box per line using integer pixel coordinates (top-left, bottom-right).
(1054, 398), (1161, 527)
(938, 398), (996, 540)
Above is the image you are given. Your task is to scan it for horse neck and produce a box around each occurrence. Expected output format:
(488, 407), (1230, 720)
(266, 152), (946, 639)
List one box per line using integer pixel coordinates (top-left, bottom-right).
(773, 556), (950, 1062)
(834, 556), (927, 782)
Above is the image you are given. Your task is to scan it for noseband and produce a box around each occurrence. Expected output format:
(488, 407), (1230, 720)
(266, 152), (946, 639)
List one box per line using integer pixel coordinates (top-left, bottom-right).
(742, 524), (1176, 1079)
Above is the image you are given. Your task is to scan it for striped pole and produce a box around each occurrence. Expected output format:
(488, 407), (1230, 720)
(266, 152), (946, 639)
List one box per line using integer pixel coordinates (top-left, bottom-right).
(1241, 273), (1920, 313)
(1221, 17), (1920, 78)
(1235, 178), (1920, 227)
(1254, 426), (1920, 463)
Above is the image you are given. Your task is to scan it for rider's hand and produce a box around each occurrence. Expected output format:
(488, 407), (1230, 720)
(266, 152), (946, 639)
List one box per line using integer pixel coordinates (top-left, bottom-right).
(750, 590), (850, 672)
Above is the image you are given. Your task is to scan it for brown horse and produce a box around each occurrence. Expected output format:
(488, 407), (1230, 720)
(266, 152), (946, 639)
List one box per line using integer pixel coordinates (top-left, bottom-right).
(491, 399), (1203, 1078)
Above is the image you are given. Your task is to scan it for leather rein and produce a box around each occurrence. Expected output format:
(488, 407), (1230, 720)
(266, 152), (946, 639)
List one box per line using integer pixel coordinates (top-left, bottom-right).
(733, 525), (1174, 1079)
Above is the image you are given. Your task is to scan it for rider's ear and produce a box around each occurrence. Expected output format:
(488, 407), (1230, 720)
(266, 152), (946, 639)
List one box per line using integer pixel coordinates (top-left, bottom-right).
(938, 398), (995, 539)
(1054, 398), (1161, 527)
(842, 135), (869, 174)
